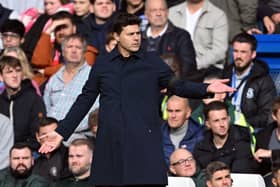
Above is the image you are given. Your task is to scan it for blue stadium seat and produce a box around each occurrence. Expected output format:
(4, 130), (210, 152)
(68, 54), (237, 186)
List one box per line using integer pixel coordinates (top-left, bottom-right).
(254, 34), (280, 95)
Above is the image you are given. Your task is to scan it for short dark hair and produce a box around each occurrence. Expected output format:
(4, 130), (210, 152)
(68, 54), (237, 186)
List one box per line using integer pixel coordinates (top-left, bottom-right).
(10, 142), (32, 156)
(70, 138), (94, 152)
(51, 11), (75, 25)
(37, 116), (58, 133)
(1, 19), (25, 38)
(206, 161), (230, 180)
(111, 13), (141, 35)
(231, 32), (257, 51)
(0, 56), (22, 74)
(203, 101), (228, 120)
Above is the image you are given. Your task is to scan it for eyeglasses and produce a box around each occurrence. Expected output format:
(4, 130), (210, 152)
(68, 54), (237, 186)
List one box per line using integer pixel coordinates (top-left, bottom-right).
(1, 32), (20, 39)
(171, 157), (194, 166)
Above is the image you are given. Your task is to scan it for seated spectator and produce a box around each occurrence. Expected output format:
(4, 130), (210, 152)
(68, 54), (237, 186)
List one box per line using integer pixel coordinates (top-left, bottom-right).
(143, 0), (197, 80)
(0, 19), (25, 50)
(33, 117), (70, 183)
(193, 101), (258, 173)
(169, 148), (206, 187)
(3, 46), (41, 96)
(120, 0), (148, 31)
(168, 0), (228, 80)
(223, 33), (277, 129)
(162, 95), (204, 165)
(21, 0), (73, 60)
(43, 34), (99, 145)
(31, 11), (98, 86)
(0, 113), (13, 170)
(254, 96), (280, 175)
(85, 0), (117, 52)
(0, 19), (26, 92)
(0, 56), (46, 151)
(0, 143), (48, 187)
(53, 138), (93, 186)
(73, 0), (96, 46)
(191, 70), (256, 153)
(205, 161), (232, 187)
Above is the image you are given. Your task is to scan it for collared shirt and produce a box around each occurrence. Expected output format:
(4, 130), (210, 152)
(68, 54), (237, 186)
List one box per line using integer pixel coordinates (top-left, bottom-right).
(44, 62), (99, 141)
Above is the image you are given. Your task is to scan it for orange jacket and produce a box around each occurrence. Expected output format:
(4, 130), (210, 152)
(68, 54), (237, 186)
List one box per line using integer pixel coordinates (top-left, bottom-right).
(31, 32), (98, 85)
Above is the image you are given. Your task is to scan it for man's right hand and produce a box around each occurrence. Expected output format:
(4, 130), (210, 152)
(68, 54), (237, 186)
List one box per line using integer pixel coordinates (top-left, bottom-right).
(45, 19), (69, 34)
(38, 131), (63, 154)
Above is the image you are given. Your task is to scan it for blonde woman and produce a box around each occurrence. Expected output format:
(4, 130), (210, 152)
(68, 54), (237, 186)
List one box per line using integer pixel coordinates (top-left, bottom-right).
(2, 47), (41, 96)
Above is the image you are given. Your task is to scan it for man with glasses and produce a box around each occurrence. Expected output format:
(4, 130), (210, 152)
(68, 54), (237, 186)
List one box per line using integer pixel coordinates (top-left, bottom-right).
(169, 148), (206, 187)
(0, 19), (25, 50)
(205, 161), (232, 187)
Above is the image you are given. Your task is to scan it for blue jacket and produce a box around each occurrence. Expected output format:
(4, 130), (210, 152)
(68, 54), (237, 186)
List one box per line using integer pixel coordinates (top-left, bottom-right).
(161, 117), (204, 165)
(56, 47), (211, 185)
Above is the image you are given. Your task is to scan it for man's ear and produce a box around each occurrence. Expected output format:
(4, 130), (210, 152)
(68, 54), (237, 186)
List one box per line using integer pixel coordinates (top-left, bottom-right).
(35, 132), (40, 143)
(272, 177), (277, 187)
(206, 180), (211, 187)
(113, 32), (120, 43)
(169, 166), (176, 175)
(205, 120), (211, 129)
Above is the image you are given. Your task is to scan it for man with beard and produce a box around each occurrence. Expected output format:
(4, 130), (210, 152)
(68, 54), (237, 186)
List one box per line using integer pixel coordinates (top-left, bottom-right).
(54, 138), (93, 187)
(193, 101), (258, 173)
(223, 32), (277, 129)
(0, 143), (48, 187)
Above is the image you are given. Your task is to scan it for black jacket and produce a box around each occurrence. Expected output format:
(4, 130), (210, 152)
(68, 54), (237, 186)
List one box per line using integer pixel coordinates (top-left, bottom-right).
(56, 48), (210, 185)
(223, 59), (277, 128)
(0, 79), (46, 150)
(142, 21), (197, 80)
(193, 125), (258, 173)
(256, 121), (280, 175)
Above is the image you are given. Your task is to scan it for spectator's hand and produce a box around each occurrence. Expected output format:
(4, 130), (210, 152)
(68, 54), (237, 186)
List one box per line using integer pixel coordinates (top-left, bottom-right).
(45, 19), (69, 34)
(254, 148), (272, 163)
(206, 79), (235, 94)
(263, 16), (275, 34)
(272, 13), (280, 24)
(247, 28), (263, 35)
(38, 131), (63, 154)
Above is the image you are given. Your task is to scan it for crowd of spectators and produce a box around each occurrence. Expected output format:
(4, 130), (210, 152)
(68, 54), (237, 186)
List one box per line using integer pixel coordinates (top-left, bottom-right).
(0, 0), (279, 186)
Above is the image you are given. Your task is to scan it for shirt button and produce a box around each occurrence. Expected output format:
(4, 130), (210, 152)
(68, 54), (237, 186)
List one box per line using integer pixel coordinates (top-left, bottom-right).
(148, 129), (152, 133)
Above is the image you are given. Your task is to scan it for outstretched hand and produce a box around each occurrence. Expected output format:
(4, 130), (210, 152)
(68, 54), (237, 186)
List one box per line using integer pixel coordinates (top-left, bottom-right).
(206, 79), (235, 94)
(38, 131), (63, 154)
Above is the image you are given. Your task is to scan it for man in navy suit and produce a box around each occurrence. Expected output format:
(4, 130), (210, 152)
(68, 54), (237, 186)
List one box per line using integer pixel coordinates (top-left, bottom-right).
(39, 13), (234, 186)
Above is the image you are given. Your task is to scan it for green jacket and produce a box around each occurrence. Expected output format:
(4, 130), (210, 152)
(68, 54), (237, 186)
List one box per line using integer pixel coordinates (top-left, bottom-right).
(0, 168), (49, 187)
(191, 168), (206, 187)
